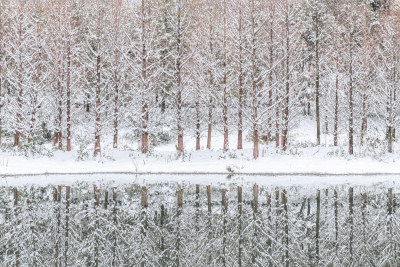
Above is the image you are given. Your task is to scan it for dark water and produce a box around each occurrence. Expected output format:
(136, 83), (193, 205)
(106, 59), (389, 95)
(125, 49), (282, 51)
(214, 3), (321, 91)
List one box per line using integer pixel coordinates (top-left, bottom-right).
(0, 182), (398, 266)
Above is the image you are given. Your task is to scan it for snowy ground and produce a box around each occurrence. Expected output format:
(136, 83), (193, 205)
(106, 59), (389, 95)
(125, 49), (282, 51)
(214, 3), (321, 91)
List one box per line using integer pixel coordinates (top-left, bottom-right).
(1, 117), (400, 186)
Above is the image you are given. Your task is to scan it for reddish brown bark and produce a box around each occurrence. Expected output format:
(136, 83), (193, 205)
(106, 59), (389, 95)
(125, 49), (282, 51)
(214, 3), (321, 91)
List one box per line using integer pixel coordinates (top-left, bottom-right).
(282, 9), (290, 151)
(206, 4), (214, 150)
(267, 20), (274, 143)
(140, 0), (149, 154)
(250, 0), (258, 159)
(0, 9), (3, 145)
(348, 34), (354, 155)
(14, 6), (24, 147)
(112, 2), (121, 149)
(222, 0), (228, 152)
(55, 2), (63, 150)
(334, 57), (339, 147)
(195, 95), (200, 151)
(237, 4), (244, 150)
(94, 9), (102, 157)
(66, 31), (72, 151)
(176, 0), (184, 156)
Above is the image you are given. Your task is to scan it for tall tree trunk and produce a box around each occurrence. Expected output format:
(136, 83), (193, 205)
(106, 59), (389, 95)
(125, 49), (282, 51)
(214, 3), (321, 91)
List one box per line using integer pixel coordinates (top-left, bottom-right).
(207, 5), (214, 150)
(141, 0), (149, 154)
(195, 95), (200, 151)
(348, 34), (354, 155)
(275, 89), (280, 148)
(237, 6), (244, 150)
(112, 1), (121, 150)
(334, 63), (339, 146)
(66, 35), (72, 151)
(282, 7), (290, 151)
(14, 12), (23, 147)
(0, 12), (3, 145)
(267, 22), (274, 143)
(55, 7), (63, 150)
(251, 0), (258, 159)
(29, 27), (41, 143)
(176, 0), (184, 156)
(315, 8), (321, 146)
(207, 97), (212, 150)
(94, 52), (101, 157)
(222, 0), (228, 152)
(93, 12), (102, 157)
(360, 93), (367, 146)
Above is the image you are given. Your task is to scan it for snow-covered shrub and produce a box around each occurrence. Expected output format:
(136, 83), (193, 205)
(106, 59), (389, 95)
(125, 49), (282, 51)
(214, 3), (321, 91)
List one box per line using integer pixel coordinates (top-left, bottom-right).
(17, 137), (53, 158)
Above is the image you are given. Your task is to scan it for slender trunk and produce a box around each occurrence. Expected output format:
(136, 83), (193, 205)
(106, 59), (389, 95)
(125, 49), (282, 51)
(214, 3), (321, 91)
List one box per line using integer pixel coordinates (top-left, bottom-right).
(176, 1), (184, 156)
(251, 0), (258, 159)
(282, 10), (290, 151)
(66, 35), (72, 151)
(141, 0), (149, 153)
(195, 93), (200, 150)
(94, 52), (101, 157)
(207, 97), (212, 150)
(237, 7), (244, 149)
(207, 8), (213, 150)
(55, 8), (63, 150)
(113, 52), (120, 149)
(0, 12), (2, 145)
(275, 88), (280, 148)
(315, 10), (321, 146)
(14, 13), (23, 147)
(348, 35), (354, 155)
(222, 0), (228, 152)
(360, 93), (367, 146)
(267, 24), (274, 143)
(29, 51), (40, 143)
(112, 2), (121, 149)
(334, 54), (339, 146)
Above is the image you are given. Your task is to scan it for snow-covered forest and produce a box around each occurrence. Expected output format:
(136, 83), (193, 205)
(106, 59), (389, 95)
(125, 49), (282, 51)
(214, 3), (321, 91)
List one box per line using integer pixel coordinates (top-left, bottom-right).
(0, 0), (400, 160)
(1, 183), (399, 266)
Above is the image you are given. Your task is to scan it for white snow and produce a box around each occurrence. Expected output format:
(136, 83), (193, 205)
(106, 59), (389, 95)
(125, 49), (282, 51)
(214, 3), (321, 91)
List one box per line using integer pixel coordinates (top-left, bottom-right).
(1, 118), (400, 187)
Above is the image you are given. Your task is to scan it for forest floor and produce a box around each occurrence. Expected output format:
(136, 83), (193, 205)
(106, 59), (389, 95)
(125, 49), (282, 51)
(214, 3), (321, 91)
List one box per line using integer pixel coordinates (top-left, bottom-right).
(1, 117), (400, 186)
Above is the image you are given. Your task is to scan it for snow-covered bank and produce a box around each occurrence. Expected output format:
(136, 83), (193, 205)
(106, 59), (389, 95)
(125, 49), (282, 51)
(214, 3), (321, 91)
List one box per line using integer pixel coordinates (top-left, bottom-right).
(1, 147), (400, 175)
(1, 118), (400, 185)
